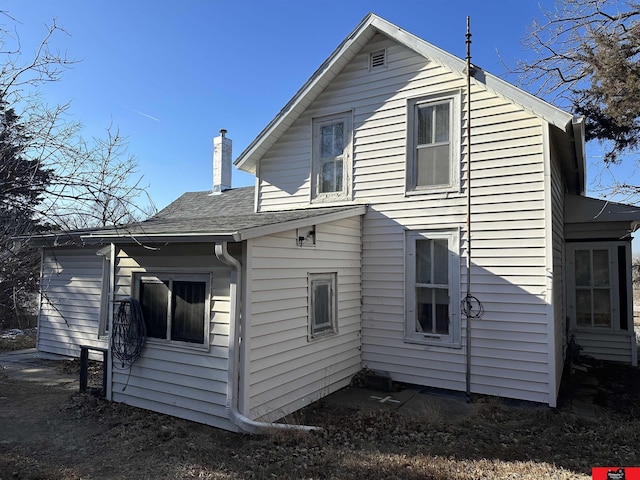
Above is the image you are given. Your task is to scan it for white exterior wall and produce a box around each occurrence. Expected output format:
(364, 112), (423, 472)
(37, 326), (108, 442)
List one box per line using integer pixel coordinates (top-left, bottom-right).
(571, 331), (635, 364)
(112, 244), (236, 431)
(549, 135), (567, 402)
(38, 247), (107, 357)
(246, 217), (362, 422)
(256, 35), (555, 404)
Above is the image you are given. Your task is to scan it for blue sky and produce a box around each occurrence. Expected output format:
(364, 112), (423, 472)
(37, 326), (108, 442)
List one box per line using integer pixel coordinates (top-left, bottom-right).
(2, 0), (637, 251)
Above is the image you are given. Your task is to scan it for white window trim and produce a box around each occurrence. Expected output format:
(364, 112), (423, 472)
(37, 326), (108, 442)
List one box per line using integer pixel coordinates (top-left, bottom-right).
(132, 271), (211, 349)
(308, 272), (338, 340)
(406, 90), (461, 194)
(566, 242), (623, 332)
(405, 229), (461, 347)
(311, 112), (353, 203)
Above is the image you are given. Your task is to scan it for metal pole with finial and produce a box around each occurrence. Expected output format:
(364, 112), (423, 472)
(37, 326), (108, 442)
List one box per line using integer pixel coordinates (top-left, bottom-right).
(465, 15), (473, 400)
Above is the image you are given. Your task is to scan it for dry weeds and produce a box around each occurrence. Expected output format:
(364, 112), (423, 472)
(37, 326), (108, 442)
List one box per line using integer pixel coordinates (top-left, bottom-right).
(1, 325), (640, 479)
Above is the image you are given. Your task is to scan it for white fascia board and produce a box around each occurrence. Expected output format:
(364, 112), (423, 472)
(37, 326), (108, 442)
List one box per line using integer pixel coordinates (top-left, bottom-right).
(80, 232), (237, 245)
(572, 117), (586, 194)
(236, 13), (576, 174)
(235, 14), (377, 174)
(233, 205), (367, 241)
(369, 16), (574, 132)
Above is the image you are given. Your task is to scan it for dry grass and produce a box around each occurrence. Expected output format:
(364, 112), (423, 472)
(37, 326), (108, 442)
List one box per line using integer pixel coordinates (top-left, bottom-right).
(23, 389), (637, 479)
(0, 329), (36, 352)
(1, 317), (640, 479)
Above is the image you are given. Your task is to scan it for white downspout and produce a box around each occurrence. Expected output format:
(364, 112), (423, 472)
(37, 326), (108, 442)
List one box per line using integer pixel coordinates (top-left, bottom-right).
(214, 241), (320, 434)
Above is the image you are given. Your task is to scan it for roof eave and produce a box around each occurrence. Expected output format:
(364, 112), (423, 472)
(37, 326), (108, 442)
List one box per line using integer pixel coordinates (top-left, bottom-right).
(234, 205), (367, 241)
(234, 13), (378, 174)
(80, 232), (239, 245)
(234, 14), (577, 175)
(565, 194), (640, 224)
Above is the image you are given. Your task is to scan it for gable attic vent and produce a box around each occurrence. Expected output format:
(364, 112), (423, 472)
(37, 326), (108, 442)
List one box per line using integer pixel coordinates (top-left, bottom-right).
(370, 49), (386, 69)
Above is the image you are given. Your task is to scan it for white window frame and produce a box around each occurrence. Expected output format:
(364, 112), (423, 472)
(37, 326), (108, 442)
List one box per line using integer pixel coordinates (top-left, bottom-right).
(132, 271), (211, 349)
(406, 90), (461, 194)
(566, 242), (623, 331)
(311, 112), (352, 202)
(405, 229), (460, 346)
(308, 272), (338, 340)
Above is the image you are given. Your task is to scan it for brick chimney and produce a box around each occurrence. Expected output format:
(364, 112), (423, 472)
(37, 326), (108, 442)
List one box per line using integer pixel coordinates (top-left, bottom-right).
(213, 129), (232, 194)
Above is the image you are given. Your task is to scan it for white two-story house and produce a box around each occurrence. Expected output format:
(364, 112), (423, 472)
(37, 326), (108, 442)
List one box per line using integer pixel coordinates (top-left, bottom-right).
(35, 13), (639, 433)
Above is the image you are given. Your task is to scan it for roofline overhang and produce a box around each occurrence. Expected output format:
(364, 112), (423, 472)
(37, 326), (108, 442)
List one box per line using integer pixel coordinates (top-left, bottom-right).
(234, 13), (577, 174)
(79, 205), (368, 245)
(565, 194), (640, 225)
(233, 204), (367, 241)
(80, 233), (238, 245)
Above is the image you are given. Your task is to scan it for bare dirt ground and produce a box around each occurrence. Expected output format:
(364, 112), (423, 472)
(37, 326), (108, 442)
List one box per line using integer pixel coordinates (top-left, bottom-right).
(0, 357), (639, 479)
(2, 313), (640, 480)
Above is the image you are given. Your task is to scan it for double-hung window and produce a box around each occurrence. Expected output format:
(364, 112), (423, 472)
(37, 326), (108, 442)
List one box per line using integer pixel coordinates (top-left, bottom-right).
(407, 92), (460, 192)
(312, 113), (352, 201)
(405, 230), (460, 346)
(135, 273), (210, 346)
(308, 272), (338, 339)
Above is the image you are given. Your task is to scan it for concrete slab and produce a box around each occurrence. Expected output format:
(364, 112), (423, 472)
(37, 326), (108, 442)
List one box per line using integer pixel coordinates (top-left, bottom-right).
(0, 348), (76, 388)
(323, 385), (475, 420)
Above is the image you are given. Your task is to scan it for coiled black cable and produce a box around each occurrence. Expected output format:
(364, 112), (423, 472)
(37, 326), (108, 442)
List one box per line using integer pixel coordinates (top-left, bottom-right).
(111, 298), (146, 369)
(461, 294), (484, 319)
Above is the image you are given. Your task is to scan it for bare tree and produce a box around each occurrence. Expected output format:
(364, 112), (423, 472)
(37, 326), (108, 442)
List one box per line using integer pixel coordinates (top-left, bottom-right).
(0, 14), (155, 327)
(515, 0), (640, 201)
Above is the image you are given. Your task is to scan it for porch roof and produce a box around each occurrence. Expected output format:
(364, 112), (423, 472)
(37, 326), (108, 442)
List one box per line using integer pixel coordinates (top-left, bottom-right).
(565, 194), (640, 229)
(80, 186), (366, 244)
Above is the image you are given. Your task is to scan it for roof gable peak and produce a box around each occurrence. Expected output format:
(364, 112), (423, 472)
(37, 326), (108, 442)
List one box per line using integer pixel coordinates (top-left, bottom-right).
(235, 13), (579, 175)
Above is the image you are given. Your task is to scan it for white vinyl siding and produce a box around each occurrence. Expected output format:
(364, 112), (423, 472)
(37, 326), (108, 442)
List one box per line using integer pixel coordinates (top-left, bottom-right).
(246, 217), (362, 422)
(255, 34), (555, 405)
(548, 137), (566, 403)
(37, 248), (107, 357)
(111, 244), (236, 431)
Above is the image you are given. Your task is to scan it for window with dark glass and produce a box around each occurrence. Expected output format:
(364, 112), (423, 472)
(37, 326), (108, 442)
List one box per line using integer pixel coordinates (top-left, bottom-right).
(137, 275), (207, 345)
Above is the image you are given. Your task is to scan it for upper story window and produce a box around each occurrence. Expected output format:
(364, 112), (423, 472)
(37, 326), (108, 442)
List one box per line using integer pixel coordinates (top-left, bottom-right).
(312, 112), (352, 202)
(407, 91), (461, 193)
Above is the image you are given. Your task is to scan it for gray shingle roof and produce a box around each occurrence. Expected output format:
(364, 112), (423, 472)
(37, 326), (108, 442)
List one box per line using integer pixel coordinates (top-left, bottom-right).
(82, 187), (366, 243)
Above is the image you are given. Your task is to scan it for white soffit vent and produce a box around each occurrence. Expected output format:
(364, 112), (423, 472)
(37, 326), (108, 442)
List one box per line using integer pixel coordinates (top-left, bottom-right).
(370, 49), (386, 69)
